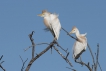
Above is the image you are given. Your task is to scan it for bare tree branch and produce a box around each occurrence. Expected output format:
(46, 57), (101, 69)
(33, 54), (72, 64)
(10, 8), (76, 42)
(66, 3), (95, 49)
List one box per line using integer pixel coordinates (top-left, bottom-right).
(75, 60), (92, 71)
(0, 55), (3, 60)
(28, 31), (35, 59)
(55, 41), (69, 53)
(95, 44), (102, 71)
(36, 42), (69, 54)
(25, 39), (55, 71)
(0, 61), (4, 65)
(24, 28), (102, 71)
(19, 55), (28, 71)
(53, 46), (73, 67)
(24, 46), (32, 51)
(95, 44), (99, 71)
(0, 55), (6, 71)
(65, 52), (69, 59)
(98, 61), (102, 71)
(66, 67), (76, 71)
(36, 43), (50, 45)
(0, 65), (5, 71)
(87, 44), (95, 67)
(61, 27), (77, 40)
(35, 42), (73, 67)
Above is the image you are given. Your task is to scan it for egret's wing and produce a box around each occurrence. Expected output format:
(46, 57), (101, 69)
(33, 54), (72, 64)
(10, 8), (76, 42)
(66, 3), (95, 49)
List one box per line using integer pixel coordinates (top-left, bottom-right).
(44, 17), (51, 29)
(43, 16), (55, 36)
(50, 14), (61, 40)
(79, 35), (87, 50)
(73, 41), (85, 59)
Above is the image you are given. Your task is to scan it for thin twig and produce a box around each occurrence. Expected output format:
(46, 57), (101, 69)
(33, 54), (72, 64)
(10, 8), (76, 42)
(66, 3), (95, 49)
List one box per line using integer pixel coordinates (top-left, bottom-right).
(24, 43), (50, 51)
(0, 55), (3, 60)
(53, 46), (73, 67)
(0, 65), (6, 71)
(66, 52), (69, 59)
(98, 61), (102, 71)
(87, 44), (95, 68)
(36, 43), (50, 45)
(0, 55), (6, 71)
(66, 67), (76, 71)
(96, 44), (102, 71)
(62, 27), (77, 40)
(20, 55), (28, 71)
(36, 42), (68, 53)
(0, 61), (4, 65)
(55, 41), (68, 53)
(24, 46), (33, 51)
(95, 44), (99, 71)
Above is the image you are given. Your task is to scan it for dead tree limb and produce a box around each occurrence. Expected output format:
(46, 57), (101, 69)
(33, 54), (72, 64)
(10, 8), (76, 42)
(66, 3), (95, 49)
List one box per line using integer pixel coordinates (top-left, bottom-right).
(62, 27), (77, 40)
(0, 65), (5, 71)
(0, 55), (3, 60)
(35, 42), (73, 67)
(0, 55), (5, 71)
(66, 67), (76, 71)
(19, 55), (28, 71)
(55, 41), (68, 53)
(95, 44), (99, 71)
(28, 31), (35, 59)
(53, 46), (73, 67)
(87, 44), (95, 67)
(95, 44), (102, 71)
(75, 60), (92, 71)
(98, 61), (102, 71)
(25, 39), (55, 71)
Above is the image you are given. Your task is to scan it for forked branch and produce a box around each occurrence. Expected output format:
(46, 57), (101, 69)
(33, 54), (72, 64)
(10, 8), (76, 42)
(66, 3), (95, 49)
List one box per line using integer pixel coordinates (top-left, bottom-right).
(53, 46), (73, 67)
(25, 39), (55, 71)
(20, 55), (28, 71)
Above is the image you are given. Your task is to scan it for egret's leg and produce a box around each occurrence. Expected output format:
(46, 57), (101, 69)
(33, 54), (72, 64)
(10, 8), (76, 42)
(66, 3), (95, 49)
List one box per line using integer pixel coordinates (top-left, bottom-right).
(80, 56), (84, 66)
(80, 56), (82, 61)
(51, 47), (52, 54)
(51, 37), (57, 54)
(54, 37), (57, 42)
(51, 37), (56, 54)
(75, 59), (77, 62)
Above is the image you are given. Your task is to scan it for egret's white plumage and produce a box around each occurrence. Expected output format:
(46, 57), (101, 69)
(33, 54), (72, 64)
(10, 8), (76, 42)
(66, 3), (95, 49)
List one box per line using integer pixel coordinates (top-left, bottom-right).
(38, 10), (61, 40)
(69, 26), (87, 59)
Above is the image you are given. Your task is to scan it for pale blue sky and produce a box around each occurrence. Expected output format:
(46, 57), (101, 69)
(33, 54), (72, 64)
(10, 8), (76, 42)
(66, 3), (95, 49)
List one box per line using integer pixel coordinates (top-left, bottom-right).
(0, 0), (106, 71)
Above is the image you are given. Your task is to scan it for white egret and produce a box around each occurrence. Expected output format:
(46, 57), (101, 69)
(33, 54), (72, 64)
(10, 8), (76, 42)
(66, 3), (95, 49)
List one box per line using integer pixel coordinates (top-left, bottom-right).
(38, 10), (61, 40)
(69, 26), (87, 60)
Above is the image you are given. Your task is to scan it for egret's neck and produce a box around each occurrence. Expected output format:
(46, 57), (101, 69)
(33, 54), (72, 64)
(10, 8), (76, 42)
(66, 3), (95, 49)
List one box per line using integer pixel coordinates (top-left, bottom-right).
(44, 14), (50, 19)
(75, 29), (85, 43)
(75, 29), (80, 38)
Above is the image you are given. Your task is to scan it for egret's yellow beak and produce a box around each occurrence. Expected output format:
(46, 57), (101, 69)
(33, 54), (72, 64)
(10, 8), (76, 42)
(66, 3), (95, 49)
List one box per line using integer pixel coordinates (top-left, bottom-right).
(69, 30), (73, 34)
(38, 14), (43, 17)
